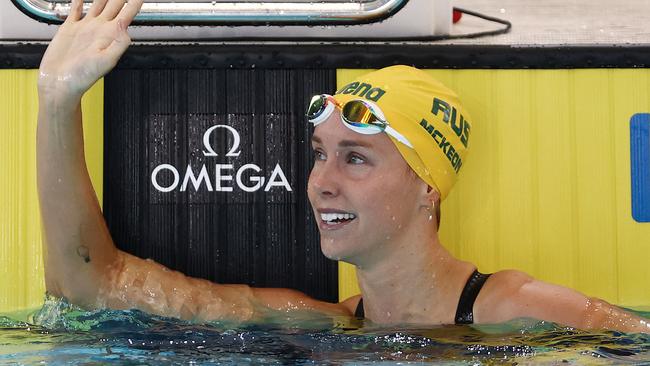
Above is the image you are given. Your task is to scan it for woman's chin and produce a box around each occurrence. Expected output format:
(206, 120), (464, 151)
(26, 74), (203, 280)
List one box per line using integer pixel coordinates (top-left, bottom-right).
(319, 236), (354, 262)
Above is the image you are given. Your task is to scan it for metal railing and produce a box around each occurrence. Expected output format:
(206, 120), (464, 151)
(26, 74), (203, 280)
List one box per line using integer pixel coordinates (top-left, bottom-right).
(11, 0), (409, 25)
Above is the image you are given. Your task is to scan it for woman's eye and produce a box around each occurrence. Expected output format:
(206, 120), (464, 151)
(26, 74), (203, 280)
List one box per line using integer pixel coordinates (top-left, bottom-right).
(348, 154), (365, 164)
(313, 150), (326, 161)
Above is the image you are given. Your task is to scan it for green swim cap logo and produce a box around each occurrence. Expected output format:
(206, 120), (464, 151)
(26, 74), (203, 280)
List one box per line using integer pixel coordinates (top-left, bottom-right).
(431, 97), (471, 148)
(336, 81), (386, 102)
(419, 119), (463, 173)
(417, 97), (472, 174)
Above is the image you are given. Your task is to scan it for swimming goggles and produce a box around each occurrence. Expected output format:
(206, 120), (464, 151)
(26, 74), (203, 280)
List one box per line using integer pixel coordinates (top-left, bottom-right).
(306, 94), (414, 148)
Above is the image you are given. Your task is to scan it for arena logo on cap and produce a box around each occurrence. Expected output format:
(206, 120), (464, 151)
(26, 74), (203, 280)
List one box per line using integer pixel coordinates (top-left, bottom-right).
(336, 81), (386, 102)
(151, 125), (292, 193)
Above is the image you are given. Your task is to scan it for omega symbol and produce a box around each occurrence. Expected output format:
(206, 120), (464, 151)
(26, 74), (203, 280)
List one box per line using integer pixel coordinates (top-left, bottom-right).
(202, 124), (241, 157)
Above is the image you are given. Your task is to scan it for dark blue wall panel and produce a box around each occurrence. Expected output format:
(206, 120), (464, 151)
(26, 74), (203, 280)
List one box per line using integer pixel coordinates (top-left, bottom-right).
(630, 113), (650, 223)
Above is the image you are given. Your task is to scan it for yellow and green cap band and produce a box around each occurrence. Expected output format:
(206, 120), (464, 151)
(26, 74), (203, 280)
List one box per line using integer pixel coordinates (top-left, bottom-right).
(333, 65), (472, 200)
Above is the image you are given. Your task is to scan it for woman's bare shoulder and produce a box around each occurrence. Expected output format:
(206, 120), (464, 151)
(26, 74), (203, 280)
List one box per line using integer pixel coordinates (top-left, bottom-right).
(475, 269), (595, 325)
(473, 269), (536, 323)
(474, 270), (650, 333)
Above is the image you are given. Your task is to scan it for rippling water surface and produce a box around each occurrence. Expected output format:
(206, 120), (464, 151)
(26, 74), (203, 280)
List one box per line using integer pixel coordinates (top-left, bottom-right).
(1, 297), (649, 365)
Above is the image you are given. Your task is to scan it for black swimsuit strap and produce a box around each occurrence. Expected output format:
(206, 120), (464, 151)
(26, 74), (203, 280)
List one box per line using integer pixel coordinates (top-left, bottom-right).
(354, 269), (490, 324)
(354, 298), (365, 318)
(454, 269), (491, 325)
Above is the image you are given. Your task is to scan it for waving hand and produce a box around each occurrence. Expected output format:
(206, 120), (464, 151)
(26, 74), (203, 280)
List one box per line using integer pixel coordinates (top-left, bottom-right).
(39, 0), (144, 97)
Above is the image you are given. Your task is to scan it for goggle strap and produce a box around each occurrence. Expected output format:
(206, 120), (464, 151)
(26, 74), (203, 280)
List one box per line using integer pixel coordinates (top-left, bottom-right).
(385, 125), (414, 148)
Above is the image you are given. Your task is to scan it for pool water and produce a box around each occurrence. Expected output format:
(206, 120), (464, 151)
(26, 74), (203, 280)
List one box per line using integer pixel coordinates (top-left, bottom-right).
(1, 297), (649, 365)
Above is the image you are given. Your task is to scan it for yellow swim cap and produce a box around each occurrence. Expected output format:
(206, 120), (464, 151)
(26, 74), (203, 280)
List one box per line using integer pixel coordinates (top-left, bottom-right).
(333, 65), (472, 200)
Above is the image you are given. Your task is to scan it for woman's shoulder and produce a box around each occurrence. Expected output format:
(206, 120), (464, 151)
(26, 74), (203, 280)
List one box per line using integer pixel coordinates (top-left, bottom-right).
(484, 269), (534, 291)
(474, 269), (556, 323)
(474, 269), (581, 324)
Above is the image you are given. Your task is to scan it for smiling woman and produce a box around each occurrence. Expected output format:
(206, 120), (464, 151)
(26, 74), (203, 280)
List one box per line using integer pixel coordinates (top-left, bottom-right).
(304, 66), (650, 332)
(27, 0), (650, 333)
(0, 0), (645, 340)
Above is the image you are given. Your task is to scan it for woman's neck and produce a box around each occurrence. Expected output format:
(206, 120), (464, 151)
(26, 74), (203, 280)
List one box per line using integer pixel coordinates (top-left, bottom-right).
(354, 230), (473, 325)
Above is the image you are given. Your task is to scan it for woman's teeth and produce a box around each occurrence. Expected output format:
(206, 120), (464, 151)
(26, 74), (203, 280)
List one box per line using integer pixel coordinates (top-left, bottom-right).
(320, 212), (356, 224)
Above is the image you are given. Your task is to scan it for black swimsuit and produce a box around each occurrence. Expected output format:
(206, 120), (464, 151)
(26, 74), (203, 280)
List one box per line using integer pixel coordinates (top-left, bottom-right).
(354, 269), (491, 324)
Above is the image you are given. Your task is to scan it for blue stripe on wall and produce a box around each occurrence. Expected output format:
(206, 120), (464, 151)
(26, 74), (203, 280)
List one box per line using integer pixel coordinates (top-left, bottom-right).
(631, 113), (650, 223)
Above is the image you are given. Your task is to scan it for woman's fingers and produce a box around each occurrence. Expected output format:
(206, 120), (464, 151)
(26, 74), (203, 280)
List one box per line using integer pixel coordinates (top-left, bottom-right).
(99, 21), (131, 69)
(115, 0), (144, 26)
(100, 0), (126, 21)
(65, 0), (84, 23)
(87, 0), (109, 18)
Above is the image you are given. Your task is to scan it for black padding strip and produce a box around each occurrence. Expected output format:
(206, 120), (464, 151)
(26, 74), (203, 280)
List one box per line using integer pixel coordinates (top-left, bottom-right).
(3, 44), (650, 70)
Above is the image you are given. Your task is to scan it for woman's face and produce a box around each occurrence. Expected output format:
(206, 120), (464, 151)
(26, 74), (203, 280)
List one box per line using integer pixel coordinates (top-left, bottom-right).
(307, 112), (426, 266)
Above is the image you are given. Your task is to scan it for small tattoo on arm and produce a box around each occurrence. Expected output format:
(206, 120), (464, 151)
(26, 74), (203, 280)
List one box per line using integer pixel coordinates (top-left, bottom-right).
(76, 246), (91, 263)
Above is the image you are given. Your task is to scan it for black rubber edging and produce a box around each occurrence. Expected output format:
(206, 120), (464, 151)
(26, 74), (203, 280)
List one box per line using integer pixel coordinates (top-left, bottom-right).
(2, 43), (650, 70)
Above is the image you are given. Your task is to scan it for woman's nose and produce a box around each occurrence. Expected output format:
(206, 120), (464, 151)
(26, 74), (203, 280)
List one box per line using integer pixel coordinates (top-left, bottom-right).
(309, 161), (340, 198)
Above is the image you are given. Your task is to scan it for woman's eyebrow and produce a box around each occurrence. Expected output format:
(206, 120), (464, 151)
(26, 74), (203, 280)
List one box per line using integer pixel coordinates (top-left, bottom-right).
(310, 135), (371, 148)
(338, 140), (372, 148)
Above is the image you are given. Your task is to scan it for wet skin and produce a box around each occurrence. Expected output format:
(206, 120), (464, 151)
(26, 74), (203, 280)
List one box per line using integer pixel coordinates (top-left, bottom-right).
(36, 0), (650, 332)
(308, 112), (428, 267)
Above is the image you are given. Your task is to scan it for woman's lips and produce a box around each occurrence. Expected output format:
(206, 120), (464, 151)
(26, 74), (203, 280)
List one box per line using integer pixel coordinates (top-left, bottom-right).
(317, 209), (357, 231)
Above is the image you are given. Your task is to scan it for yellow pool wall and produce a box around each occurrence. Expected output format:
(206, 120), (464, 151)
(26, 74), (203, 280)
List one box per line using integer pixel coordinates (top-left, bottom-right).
(2, 68), (650, 313)
(0, 70), (103, 313)
(339, 69), (650, 308)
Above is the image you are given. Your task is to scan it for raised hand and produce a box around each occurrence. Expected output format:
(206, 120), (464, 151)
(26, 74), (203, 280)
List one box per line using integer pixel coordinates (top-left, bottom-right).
(38, 0), (144, 98)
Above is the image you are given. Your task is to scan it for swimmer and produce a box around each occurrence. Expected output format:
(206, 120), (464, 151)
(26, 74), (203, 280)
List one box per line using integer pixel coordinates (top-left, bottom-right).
(37, 0), (650, 332)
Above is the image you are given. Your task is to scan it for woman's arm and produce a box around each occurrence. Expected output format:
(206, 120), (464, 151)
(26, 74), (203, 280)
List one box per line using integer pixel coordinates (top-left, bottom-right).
(102, 252), (351, 322)
(37, 0), (144, 309)
(475, 270), (650, 333)
(37, 0), (352, 322)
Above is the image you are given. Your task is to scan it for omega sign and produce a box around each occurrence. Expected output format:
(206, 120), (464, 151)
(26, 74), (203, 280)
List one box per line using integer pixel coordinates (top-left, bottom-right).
(151, 125), (292, 193)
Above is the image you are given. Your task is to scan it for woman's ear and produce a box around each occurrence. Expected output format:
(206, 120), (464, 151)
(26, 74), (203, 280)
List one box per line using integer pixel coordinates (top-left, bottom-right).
(425, 185), (441, 209)
(424, 186), (441, 230)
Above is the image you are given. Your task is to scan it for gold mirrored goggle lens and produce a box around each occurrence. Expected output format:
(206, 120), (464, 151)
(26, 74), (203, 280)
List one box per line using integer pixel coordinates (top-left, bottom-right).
(341, 100), (386, 132)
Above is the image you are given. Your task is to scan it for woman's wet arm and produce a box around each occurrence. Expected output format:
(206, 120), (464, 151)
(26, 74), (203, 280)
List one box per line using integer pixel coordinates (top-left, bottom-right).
(481, 271), (650, 334)
(36, 0), (144, 308)
(37, 90), (120, 307)
(97, 251), (350, 323)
